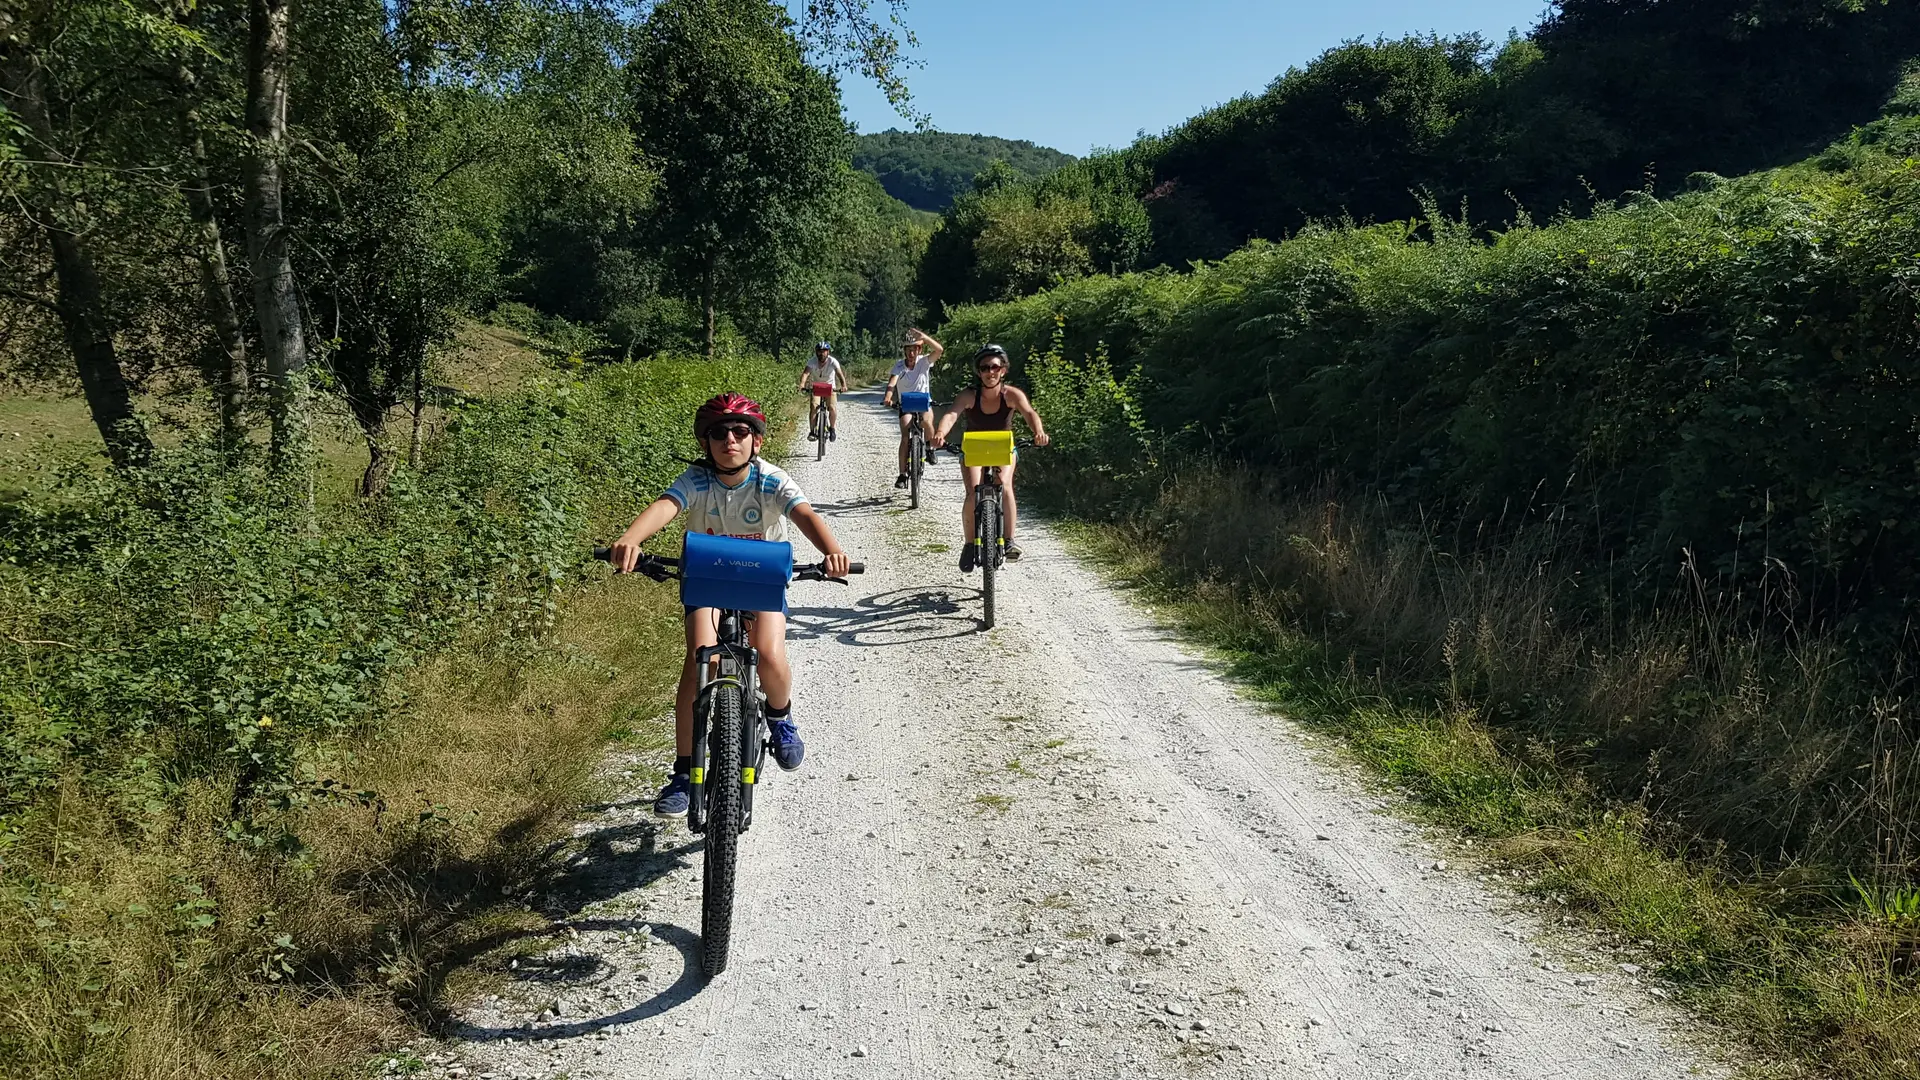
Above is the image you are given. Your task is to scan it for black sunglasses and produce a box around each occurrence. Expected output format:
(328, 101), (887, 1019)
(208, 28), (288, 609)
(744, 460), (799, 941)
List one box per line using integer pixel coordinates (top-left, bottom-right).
(706, 423), (757, 442)
(977, 362), (1007, 372)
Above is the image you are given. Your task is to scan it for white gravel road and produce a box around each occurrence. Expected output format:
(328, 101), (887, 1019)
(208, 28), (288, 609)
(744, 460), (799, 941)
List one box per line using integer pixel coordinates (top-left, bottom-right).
(437, 388), (1724, 1080)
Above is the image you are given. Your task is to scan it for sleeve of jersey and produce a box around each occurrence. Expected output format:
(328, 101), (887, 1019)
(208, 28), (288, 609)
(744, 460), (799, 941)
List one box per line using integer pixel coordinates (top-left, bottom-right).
(774, 472), (807, 516)
(662, 466), (696, 508)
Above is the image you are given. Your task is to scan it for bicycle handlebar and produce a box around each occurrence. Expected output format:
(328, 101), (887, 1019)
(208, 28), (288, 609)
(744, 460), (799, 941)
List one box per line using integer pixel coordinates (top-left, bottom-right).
(591, 547), (864, 583)
(939, 438), (1038, 455)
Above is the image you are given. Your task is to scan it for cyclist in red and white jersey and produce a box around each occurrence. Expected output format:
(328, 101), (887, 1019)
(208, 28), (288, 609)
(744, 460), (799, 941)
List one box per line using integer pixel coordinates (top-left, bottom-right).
(799, 342), (848, 441)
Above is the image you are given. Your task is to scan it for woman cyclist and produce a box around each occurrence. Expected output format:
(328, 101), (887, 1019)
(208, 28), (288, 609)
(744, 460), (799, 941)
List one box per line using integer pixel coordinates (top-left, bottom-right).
(608, 393), (852, 817)
(931, 344), (1050, 571)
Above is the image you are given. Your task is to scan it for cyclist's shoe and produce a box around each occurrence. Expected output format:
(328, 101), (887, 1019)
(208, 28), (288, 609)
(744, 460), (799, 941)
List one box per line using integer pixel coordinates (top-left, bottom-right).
(653, 773), (691, 817)
(1005, 542), (1023, 562)
(807, 429), (820, 441)
(924, 449), (937, 465)
(768, 718), (806, 771)
(829, 426), (837, 442)
(894, 473), (909, 489)
(959, 542), (978, 573)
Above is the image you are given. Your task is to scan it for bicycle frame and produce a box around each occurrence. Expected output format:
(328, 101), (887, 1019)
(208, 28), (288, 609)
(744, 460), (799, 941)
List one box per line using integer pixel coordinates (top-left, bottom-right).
(973, 466), (1007, 565)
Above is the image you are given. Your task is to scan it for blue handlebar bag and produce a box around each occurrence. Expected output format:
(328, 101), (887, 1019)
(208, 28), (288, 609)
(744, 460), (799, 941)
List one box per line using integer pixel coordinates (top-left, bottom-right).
(899, 391), (931, 414)
(680, 532), (793, 612)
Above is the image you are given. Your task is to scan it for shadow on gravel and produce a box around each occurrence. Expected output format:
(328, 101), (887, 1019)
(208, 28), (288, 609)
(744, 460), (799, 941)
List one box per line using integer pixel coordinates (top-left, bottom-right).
(809, 494), (899, 519)
(431, 812), (717, 1041)
(789, 586), (981, 646)
(440, 920), (706, 1044)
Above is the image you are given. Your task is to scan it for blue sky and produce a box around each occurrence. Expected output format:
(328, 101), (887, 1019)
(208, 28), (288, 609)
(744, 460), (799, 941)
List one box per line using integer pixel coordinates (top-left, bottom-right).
(830, 0), (1553, 154)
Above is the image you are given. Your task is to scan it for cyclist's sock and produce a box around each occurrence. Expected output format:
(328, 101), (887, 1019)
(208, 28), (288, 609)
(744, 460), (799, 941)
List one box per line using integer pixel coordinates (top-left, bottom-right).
(673, 754), (692, 775)
(766, 701), (792, 722)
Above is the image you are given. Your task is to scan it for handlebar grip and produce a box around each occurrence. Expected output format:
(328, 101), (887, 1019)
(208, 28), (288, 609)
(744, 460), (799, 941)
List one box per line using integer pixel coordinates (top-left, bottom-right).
(592, 546), (612, 562)
(848, 562), (866, 574)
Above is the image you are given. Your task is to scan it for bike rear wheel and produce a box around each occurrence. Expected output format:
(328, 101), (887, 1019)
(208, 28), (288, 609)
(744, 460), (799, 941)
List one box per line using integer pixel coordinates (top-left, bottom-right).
(700, 683), (745, 977)
(814, 409), (827, 460)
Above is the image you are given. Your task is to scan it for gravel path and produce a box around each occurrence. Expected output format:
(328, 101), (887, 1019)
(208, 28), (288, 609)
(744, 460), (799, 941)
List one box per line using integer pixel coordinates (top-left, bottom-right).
(432, 388), (1723, 1080)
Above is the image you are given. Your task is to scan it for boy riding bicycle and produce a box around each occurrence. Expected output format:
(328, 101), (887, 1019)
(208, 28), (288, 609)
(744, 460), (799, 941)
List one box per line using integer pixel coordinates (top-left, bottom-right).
(800, 342), (848, 440)
(607, 393), (852, 817)
(883, 328), (943, 488)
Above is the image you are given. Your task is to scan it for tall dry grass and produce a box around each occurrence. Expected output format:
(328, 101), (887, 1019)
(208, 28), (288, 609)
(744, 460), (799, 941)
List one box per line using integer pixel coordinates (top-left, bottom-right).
(1052, 455), (1920, 880)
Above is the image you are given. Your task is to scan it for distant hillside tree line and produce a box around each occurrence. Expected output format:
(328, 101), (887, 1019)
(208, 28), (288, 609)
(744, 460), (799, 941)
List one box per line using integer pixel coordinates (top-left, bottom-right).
(916, 0), (1920, 311)
(854, 129), (1075, 212)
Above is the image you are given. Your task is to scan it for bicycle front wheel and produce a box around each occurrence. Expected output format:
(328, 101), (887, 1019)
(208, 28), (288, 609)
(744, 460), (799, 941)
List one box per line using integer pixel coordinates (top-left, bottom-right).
(980, 496), (999, 630)
(814, 411), (827, 460)
(700, 683), (745, 977)
(909, 434), (923, 508)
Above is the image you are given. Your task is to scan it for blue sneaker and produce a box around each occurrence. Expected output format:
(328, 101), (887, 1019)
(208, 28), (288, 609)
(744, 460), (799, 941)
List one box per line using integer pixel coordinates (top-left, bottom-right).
(768, 717), (805, 771)
(653, 773), (691, 817)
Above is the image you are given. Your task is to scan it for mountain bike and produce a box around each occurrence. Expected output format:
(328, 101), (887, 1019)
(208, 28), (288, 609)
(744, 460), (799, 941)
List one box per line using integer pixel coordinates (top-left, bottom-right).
(945, 433), (1034, 630)
(593, 538), (863, 977)
(807, 382), (834, 460)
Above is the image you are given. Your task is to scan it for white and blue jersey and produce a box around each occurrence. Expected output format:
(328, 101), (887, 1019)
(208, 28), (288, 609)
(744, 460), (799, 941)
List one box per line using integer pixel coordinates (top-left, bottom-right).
(663, 458), (807, 543)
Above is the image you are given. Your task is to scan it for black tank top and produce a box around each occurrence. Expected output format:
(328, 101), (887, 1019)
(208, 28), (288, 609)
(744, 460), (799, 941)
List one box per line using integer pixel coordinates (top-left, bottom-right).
(965, 387), (1014, 432)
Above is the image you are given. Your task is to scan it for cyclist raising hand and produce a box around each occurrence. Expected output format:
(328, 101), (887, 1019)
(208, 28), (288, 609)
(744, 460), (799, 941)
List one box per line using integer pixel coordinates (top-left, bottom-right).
(931, 344), (1049, 571)
(883, 328), (942, 488)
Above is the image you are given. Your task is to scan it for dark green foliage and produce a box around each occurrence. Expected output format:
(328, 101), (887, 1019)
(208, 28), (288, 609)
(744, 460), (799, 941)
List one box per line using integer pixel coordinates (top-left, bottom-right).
(943, 102), (1920, 640)
(0, 354), (787, 836)
(853, 128), (1075, 212)
(630, 0), (852, 357)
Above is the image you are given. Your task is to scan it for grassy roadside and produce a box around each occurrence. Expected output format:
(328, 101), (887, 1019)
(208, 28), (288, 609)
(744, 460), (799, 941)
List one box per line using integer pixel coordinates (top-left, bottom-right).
(0, 576), (685, 1080)
(0, 339), (787, 1078)
(1039, 495), (1920, 1080)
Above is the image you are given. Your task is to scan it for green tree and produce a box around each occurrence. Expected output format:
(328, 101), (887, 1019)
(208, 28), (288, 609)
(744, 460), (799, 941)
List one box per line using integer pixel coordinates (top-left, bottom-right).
(630, 0), (853, 358)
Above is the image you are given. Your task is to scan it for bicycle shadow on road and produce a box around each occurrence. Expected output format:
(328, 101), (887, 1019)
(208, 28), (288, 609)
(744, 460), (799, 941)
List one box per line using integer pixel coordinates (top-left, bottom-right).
(808, 494), (900, 519)
(788, 585), (981, 647)
(433, 812), (723, 1042)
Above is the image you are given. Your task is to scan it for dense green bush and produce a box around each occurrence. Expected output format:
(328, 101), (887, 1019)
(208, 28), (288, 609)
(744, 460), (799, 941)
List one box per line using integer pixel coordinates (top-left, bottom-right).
(0, 354), (786, 846)
(946, 133), (1920, 636)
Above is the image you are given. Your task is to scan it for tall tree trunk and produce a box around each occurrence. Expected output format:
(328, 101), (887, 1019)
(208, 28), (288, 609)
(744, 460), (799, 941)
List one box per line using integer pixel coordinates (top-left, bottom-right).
(244, 0), (308, 470)
(177, 66), (249, 456)
(702, 260), (717, 361)
(350, 395), (393, 498)
(1, 54), (152, 468)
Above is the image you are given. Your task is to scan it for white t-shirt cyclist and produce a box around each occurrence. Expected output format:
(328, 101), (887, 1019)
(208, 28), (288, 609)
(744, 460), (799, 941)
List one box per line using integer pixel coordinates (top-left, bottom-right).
(804, 353), (845, 388)
(890, 357), (932, 399)
(664, 459), (807, 542)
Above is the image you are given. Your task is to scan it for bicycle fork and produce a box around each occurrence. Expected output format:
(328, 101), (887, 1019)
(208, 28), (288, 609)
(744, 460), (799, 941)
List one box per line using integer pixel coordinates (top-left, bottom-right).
(688, 637), (764, 835)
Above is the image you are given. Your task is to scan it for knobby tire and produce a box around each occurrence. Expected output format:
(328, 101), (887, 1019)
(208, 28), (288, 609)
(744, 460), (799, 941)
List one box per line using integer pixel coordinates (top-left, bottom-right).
(909, 432), (923, 509)
(701, 683), (744, 977)
(980, 495), (999, 630)
(814, 410), (827, 461)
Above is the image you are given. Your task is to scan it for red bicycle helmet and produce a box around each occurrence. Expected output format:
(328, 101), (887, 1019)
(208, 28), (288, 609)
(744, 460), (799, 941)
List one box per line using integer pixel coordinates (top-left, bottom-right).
(694, 392), (768, 439)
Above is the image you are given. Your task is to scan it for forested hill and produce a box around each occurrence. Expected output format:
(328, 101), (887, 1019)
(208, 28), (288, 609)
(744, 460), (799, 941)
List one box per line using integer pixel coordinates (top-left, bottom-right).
(915, 0), (1920, 310)
(854, 129), (1076, 211)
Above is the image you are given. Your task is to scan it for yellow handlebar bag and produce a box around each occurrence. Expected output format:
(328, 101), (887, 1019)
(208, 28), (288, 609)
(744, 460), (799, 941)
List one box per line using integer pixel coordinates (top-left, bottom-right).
(962, 430), (1015, 467)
